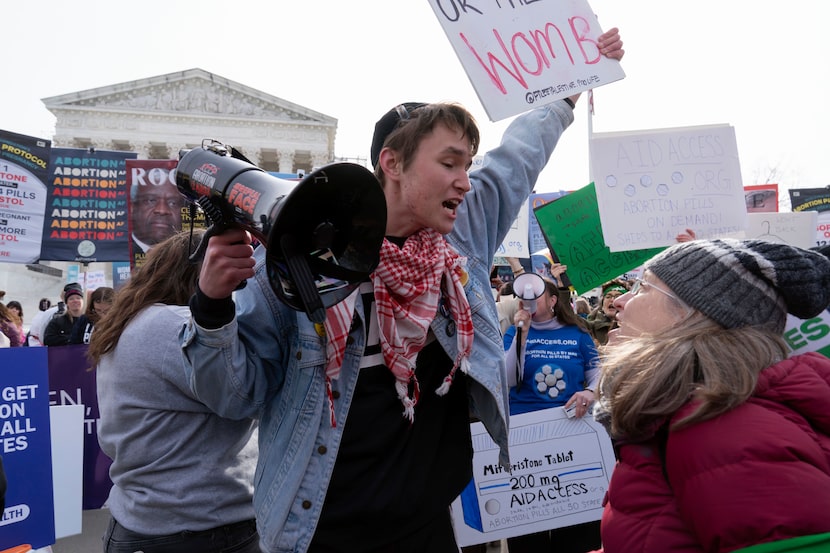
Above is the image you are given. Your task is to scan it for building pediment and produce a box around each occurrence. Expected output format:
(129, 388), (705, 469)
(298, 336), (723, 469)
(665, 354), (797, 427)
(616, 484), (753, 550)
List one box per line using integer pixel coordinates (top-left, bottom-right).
(42, 68), (336, 125)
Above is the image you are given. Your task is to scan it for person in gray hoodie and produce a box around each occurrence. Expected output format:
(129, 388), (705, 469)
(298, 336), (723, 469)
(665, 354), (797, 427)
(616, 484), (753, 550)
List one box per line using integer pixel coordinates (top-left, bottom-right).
(89, 229), (261, 553)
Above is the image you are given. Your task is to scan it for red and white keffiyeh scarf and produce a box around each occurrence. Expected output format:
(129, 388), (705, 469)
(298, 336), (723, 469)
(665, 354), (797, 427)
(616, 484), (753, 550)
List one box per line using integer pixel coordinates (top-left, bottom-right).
(323, 228), (474, 424)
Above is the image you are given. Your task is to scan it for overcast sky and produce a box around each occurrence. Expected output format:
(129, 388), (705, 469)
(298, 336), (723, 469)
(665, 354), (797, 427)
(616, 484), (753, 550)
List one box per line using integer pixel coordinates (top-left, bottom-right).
(5, 0), (828, 209)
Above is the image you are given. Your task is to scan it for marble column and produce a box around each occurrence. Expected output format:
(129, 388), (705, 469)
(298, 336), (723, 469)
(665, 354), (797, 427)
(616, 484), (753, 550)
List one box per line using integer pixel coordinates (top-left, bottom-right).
(277, 150), (295, 174)
(90, 138), (112, 151)
(311, 151), (330, 170)
(243, 147), (263, 167)
(130, 141), (153, 159)
(166, 143), (189, 160)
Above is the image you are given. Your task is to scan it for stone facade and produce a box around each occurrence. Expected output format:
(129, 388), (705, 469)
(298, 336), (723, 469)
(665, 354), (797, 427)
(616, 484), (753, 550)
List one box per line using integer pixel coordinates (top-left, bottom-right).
(42, 68), (337, 173)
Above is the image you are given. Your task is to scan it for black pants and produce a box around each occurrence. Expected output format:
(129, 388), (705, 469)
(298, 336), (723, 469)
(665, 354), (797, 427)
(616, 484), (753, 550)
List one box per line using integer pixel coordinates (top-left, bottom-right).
(103, 516), (261, 553)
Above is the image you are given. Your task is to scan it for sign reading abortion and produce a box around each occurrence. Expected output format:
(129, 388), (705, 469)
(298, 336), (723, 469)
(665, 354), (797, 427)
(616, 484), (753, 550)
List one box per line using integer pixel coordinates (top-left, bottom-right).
(451, 407), (615, 546)
(590, 124), (747, 252)
(789, 187), (830, 248)
(429, 0), (625, 121)
(40, 148), (136, 263)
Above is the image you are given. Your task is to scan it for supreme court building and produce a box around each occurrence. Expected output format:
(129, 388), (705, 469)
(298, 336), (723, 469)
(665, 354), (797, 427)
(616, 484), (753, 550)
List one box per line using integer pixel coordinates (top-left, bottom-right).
(42, 67), (338, 174)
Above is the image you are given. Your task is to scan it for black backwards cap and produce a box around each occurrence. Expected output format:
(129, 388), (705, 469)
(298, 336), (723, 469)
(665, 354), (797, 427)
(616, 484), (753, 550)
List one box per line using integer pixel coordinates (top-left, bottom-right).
(370, 102), (427, 168)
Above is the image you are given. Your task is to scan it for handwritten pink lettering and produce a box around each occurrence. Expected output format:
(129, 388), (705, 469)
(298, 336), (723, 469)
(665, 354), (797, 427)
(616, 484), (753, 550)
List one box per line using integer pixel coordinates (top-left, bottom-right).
(460, 16), (602, 94)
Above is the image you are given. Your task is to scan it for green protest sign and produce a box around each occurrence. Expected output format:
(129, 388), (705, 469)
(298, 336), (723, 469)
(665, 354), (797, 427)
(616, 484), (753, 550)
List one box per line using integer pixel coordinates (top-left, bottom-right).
(534, 183), (665, 294)
(785, 312), (830, 360)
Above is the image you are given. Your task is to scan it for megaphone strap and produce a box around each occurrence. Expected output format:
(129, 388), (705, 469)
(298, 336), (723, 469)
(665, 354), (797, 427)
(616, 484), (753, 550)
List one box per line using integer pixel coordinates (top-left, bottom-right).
(281, 234), (326, 324)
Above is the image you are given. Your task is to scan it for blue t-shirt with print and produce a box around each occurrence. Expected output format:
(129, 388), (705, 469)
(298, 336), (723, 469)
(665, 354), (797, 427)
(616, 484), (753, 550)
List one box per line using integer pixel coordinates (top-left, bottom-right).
(504, 324), (598, 415)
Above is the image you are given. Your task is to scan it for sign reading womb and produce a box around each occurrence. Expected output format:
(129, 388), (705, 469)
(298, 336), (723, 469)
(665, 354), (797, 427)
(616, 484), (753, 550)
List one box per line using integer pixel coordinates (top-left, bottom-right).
(430, 0), (625, 121)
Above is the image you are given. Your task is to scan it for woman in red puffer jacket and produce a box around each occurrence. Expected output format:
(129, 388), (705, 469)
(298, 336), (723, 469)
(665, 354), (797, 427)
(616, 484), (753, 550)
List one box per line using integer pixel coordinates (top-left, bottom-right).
(592, 239), (830, 553)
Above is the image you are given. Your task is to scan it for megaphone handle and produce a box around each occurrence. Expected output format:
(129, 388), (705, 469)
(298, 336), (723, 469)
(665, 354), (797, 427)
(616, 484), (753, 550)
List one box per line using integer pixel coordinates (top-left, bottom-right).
(188, 223), (248, 290)
(515, 327), (523, 389)
(188, 224), (217, 264)
(281, 234), (326, 324)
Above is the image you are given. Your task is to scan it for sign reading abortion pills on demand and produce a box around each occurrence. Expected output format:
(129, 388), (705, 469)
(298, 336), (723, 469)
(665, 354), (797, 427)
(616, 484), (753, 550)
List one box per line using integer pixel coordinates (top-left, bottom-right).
(429, 0), (625, 121)
(590, 124), (747, 252)
(451, 407), (615, 546)
(0, 348), (56, 550)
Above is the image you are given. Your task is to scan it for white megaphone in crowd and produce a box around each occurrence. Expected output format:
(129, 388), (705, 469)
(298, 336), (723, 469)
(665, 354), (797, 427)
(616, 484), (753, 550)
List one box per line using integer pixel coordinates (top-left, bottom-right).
(512, 272), (546, 328)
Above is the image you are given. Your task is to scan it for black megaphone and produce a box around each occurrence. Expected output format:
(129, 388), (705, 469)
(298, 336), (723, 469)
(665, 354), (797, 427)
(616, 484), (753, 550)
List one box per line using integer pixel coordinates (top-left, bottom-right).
(176, 139), (387, 323)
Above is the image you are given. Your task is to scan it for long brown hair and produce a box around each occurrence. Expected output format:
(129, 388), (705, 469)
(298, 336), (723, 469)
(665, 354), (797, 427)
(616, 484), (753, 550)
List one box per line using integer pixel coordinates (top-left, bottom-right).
(0, 302), (21, 327)
(88, 230), (204, 365)
(549, 282), (589, 332)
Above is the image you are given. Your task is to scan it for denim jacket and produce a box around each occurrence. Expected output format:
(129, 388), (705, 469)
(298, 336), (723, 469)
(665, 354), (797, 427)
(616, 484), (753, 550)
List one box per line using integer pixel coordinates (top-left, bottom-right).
(180, 101), (574, 553)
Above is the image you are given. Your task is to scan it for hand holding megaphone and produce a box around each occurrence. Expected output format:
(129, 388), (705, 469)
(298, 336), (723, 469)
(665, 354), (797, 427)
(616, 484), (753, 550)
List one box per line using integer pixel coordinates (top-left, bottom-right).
(198, 228), (256, 300)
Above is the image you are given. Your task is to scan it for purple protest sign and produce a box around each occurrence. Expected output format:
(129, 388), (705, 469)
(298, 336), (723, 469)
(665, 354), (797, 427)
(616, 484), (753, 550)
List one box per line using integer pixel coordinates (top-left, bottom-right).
(47, 344), (112, 510)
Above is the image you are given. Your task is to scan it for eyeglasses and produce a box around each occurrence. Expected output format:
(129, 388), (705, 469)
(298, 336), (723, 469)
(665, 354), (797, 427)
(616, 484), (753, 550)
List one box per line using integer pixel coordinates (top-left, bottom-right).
(629, 278), (682, 302)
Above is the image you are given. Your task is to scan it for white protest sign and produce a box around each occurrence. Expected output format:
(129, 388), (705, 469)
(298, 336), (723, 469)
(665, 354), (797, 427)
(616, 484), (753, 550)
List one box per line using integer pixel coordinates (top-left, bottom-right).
(451, 407), (615, 546)
(590, 124), (747, 252)
(50, 404), (84, 538)
(429, 0), (625, 121)
(496, 198), (530, 258)
(744, 211), (817, 250)
(84, 270), (107, 291)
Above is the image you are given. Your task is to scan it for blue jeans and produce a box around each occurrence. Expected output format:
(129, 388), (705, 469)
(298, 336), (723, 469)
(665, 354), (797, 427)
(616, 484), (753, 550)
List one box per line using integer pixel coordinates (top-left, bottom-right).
(103, 517), (261, 553)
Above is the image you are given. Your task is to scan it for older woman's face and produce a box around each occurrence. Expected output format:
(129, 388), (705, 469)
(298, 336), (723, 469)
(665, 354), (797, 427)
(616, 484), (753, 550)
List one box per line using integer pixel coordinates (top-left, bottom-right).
(612, 272), (688, 339)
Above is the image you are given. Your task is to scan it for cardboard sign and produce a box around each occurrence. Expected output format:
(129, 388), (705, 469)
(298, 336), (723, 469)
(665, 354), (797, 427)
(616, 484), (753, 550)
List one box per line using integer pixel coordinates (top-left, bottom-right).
(429, 0), (625, 121)
(590, 124), (746, 252)
(451, 407), (615, 546)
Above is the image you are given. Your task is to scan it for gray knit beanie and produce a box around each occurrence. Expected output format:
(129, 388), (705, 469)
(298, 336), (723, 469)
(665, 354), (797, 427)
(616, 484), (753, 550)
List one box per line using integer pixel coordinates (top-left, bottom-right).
(646, 239), (830, 333)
